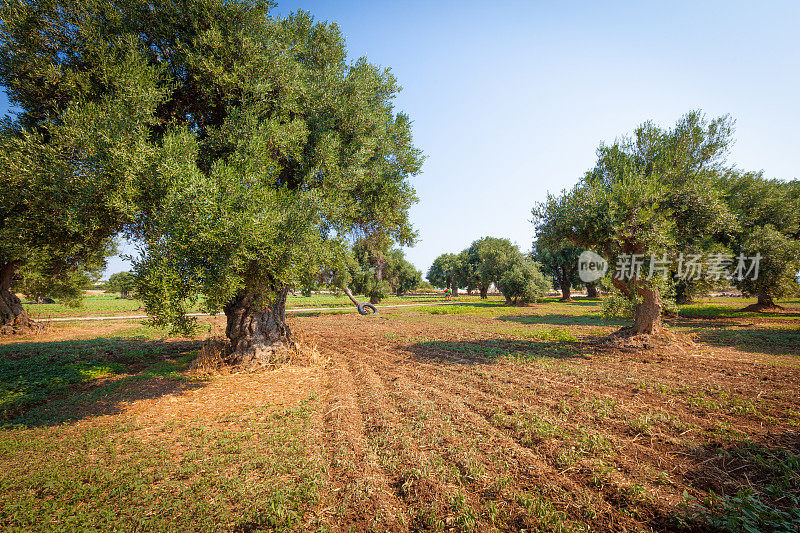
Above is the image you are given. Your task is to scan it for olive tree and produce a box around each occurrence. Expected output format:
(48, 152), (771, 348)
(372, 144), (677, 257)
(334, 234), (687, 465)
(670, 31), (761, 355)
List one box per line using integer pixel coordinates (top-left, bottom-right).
(106, 271), (137, 299)
(1, 1), (423, 365)
(534, 111), (734, 335)
(455, 249), (480, 295)
(720, 172), (800, 309)
(464, 237), (522, 299)
(532, 238), (582, 301)
(129, 6), (422, 366)
(497, 258), (549, 305)
(427, 253), (461, 296)
(352, 245), (420, 301)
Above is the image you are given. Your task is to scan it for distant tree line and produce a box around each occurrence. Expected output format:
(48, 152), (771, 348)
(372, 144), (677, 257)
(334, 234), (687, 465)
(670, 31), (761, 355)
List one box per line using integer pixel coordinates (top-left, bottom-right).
(427, 237), (549, 305)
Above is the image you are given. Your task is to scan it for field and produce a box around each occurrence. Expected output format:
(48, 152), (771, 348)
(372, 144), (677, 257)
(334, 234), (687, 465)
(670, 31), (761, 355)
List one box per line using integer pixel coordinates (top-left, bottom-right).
(2, 296), (800, 531)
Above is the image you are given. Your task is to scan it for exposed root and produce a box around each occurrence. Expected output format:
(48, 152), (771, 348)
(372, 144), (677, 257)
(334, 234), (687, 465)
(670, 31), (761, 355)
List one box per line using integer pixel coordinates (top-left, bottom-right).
(595, 327), (696, 351)
(0, 320), (45, 336)
(191, 330), (328, 375)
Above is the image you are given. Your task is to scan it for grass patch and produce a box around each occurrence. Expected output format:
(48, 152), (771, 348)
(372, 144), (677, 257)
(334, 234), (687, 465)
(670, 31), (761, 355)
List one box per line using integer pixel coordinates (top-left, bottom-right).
(0, 397), (321, 530)
(419, 305), (477, 315)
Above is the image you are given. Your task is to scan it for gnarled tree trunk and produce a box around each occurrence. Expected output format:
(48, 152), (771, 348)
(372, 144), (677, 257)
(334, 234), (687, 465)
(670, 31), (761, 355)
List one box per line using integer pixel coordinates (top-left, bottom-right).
(479, 285), (488, 299)
(0, 261), (34, 334)
(611, 278), (663, 336)
(223, 288), (290, 369)
(630, 284), (663, 335)
(450, 280), (458, 297)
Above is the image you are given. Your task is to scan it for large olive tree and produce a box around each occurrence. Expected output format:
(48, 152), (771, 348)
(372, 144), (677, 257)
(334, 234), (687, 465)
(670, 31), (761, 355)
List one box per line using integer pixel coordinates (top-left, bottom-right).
(131, 6), (422, 366)
(720, 171), (800, 310)
(463, 237), (522, 299)
(427, 253), (461, 296)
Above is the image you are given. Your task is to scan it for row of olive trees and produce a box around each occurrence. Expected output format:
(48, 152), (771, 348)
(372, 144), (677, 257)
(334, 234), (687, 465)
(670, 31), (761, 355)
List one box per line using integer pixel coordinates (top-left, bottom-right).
(532, 111), (800, 335)
(427, 237), (549, 304)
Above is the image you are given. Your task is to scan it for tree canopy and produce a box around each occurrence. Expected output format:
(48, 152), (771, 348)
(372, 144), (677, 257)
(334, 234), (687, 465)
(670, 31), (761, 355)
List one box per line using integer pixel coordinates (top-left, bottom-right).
(497, 258), (549, 305)
(106, 271), (137, 299)
(428, 237), (545, 302)
(426, 253), (460, 294)
(720, 172), (800, 308)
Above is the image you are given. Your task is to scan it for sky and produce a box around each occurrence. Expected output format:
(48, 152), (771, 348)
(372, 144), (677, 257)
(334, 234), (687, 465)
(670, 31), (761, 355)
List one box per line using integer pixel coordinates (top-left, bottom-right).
(3, 0), (798, 277)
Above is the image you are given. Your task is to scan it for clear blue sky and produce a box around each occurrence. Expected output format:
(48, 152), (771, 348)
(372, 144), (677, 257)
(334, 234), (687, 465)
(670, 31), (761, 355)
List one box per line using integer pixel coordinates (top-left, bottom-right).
(3, 0), (798, 277)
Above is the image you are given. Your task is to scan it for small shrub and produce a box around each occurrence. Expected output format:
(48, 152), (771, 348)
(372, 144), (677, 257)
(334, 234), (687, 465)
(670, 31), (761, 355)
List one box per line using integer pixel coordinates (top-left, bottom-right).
(498, 260), (550, 305)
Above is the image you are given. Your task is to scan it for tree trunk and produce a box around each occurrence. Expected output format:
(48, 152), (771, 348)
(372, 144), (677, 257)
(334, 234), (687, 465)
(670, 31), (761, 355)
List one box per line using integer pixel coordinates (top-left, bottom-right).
(557, 267), (572, 301)
(450, 280), (459, 298)
(479, 286), (488, 299)
(674, 281), (692, 305)
(586, 284), (599, 298)
(630, 285), (663, 335)
(558, 267), (572, 302)
(223, 288), (290, 369)
(467, 287), (473, 296)
(609, 277), (663, 336)
(741, 290), (783, 312)
(0, 261), (34, 334)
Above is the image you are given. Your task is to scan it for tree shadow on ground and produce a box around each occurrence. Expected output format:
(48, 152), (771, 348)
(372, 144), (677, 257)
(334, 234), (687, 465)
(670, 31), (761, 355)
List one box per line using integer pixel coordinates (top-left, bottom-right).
(445, 300), (511, 308)
(678, 306), (800, 320)
(0, 336), (206, 427)
(689, 326), (800, 356)
(543, 298), (604, 307)
(497, 314), (628, 327)
(679, 433), (800, 529)
(403, 338), (590, 365)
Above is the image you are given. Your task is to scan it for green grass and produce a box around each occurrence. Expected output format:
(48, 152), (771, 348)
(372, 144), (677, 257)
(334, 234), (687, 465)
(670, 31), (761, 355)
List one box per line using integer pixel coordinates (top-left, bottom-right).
(419, 304), (479, 315)
(0, 398), (321, 531)
(25, 294), (152, 319)
(678, 297), (800, 319)
(682, 441), (800, 532)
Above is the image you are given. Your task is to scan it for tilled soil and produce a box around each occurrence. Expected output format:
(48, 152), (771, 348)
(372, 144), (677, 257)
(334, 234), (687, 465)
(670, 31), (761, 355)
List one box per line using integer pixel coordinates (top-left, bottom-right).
(296, 307), (800, 531)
